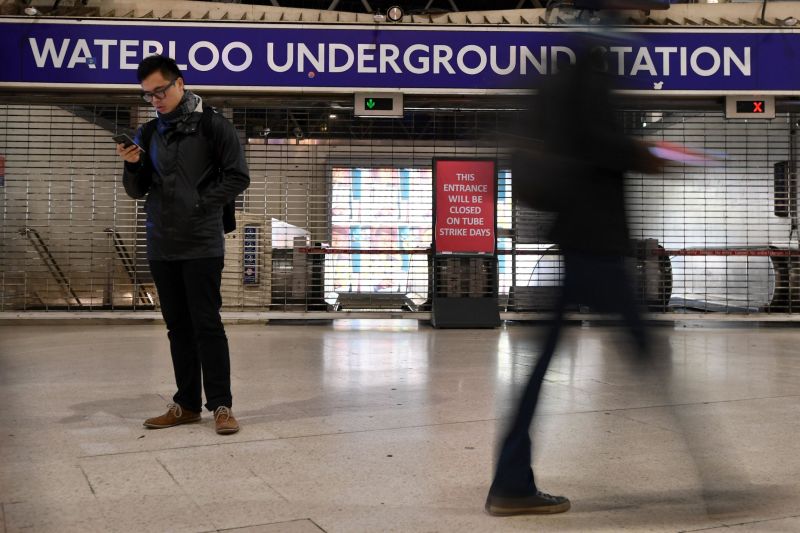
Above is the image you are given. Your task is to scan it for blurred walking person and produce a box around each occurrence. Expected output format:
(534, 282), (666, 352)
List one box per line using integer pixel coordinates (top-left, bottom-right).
(485, 35), (663, 516)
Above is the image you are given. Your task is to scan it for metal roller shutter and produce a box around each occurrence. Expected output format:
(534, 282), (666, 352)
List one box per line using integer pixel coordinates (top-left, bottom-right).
(1, 102), (796, 316)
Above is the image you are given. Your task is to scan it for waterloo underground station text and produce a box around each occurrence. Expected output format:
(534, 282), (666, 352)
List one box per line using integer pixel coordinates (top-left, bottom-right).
(28, 37), (753, 79)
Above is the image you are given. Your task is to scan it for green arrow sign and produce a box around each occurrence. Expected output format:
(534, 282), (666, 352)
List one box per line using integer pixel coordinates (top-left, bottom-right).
(355, 94), (401, 116)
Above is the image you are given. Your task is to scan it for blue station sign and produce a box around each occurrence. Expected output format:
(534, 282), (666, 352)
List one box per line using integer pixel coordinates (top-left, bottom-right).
(0, 18), (798, 94)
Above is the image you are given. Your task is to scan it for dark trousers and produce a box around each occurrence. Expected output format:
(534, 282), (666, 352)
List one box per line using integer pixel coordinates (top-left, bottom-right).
(490, 251), (650, 497)
(149, 256), (232, 413)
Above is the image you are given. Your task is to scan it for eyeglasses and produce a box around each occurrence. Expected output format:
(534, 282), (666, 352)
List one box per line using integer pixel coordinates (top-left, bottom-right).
(141, 79), (177, 103)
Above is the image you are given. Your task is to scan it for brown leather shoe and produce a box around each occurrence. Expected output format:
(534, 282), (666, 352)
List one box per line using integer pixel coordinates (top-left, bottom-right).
(214, 406), (240, 435)
(143, 403), (201, 429)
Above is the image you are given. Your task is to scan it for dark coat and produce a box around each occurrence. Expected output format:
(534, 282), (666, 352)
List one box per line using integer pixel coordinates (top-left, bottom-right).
(516, 52), (651, 256)
(123, 105), (250, 261)
(543, 59), (637, 255)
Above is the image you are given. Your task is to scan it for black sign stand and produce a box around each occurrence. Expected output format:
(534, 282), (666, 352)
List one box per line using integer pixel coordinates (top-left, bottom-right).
(430, 158), (501, 329)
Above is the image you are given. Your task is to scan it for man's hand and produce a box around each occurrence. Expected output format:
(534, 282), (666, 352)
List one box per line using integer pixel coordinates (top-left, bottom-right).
(116, 143), (142, 164)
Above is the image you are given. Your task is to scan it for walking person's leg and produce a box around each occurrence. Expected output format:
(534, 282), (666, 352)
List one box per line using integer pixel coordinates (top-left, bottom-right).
(486, 285), (570, 515)
(606, 258), (651, 358)
(144, 260), (203, 428)
(182, 256), (238, 434)
(605, 260), (752, 513)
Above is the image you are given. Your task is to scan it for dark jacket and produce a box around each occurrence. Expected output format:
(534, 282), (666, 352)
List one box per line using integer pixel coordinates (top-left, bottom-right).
(542, 59), (640, 256)
(123, 103), (250, 261)
(517, 49), (650, 256)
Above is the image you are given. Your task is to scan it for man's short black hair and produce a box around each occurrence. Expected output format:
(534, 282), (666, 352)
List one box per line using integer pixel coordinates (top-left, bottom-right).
(137, 55), (183, 83)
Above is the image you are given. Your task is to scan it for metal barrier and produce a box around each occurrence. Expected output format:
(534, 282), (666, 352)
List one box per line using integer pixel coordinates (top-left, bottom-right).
(104, 228), (154, 308)
(19, 227), (82, 308)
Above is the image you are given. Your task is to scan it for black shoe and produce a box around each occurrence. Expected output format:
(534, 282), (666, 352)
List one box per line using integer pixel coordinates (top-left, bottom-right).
(485, 490), (571, 516)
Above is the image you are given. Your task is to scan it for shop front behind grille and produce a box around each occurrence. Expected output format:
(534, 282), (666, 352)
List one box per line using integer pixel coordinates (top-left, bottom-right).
(0, 103), (796, 315)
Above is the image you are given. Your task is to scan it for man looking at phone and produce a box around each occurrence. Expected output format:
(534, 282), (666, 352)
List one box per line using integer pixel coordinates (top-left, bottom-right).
(116, 55), (249, 435)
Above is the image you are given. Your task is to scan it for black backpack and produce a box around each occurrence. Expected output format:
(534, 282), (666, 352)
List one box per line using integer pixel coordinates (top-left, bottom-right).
(139, 106), (237, 234)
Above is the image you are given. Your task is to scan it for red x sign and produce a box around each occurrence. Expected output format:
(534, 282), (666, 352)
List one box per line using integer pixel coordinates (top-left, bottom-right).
(753, 101), (764, 113)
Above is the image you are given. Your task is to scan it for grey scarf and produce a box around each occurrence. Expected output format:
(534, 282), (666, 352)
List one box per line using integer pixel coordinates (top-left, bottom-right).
(157, 90), (202, 130)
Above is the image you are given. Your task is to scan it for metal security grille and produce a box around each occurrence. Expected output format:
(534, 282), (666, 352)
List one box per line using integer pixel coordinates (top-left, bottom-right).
(0, 101), (797, 315)
(326, 167), (431, 311)
(0, 104), (150, 311)
(238, 104), (512, 312)
(512, 111), (799, 314)
(627, 111), (799, 313)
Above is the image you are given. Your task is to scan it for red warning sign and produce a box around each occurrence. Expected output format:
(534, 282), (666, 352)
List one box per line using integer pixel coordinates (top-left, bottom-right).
(434, 159), (496, 254)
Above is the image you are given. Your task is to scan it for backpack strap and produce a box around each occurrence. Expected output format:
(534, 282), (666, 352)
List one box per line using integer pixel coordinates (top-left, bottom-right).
(138, 118), (158, 170)
(200, 105), (238, 234)
(200, 106), (224, 166)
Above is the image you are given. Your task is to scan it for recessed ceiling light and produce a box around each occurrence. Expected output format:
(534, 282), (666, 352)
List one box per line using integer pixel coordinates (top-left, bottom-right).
(387, 6), (404, 23)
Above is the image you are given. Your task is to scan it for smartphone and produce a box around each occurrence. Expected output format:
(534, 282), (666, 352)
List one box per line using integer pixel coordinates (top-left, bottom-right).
(112, 133), (145, 153)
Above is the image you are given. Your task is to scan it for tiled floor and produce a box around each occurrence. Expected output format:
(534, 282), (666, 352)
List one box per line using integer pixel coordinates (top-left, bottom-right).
(1, 320), (799, 532)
